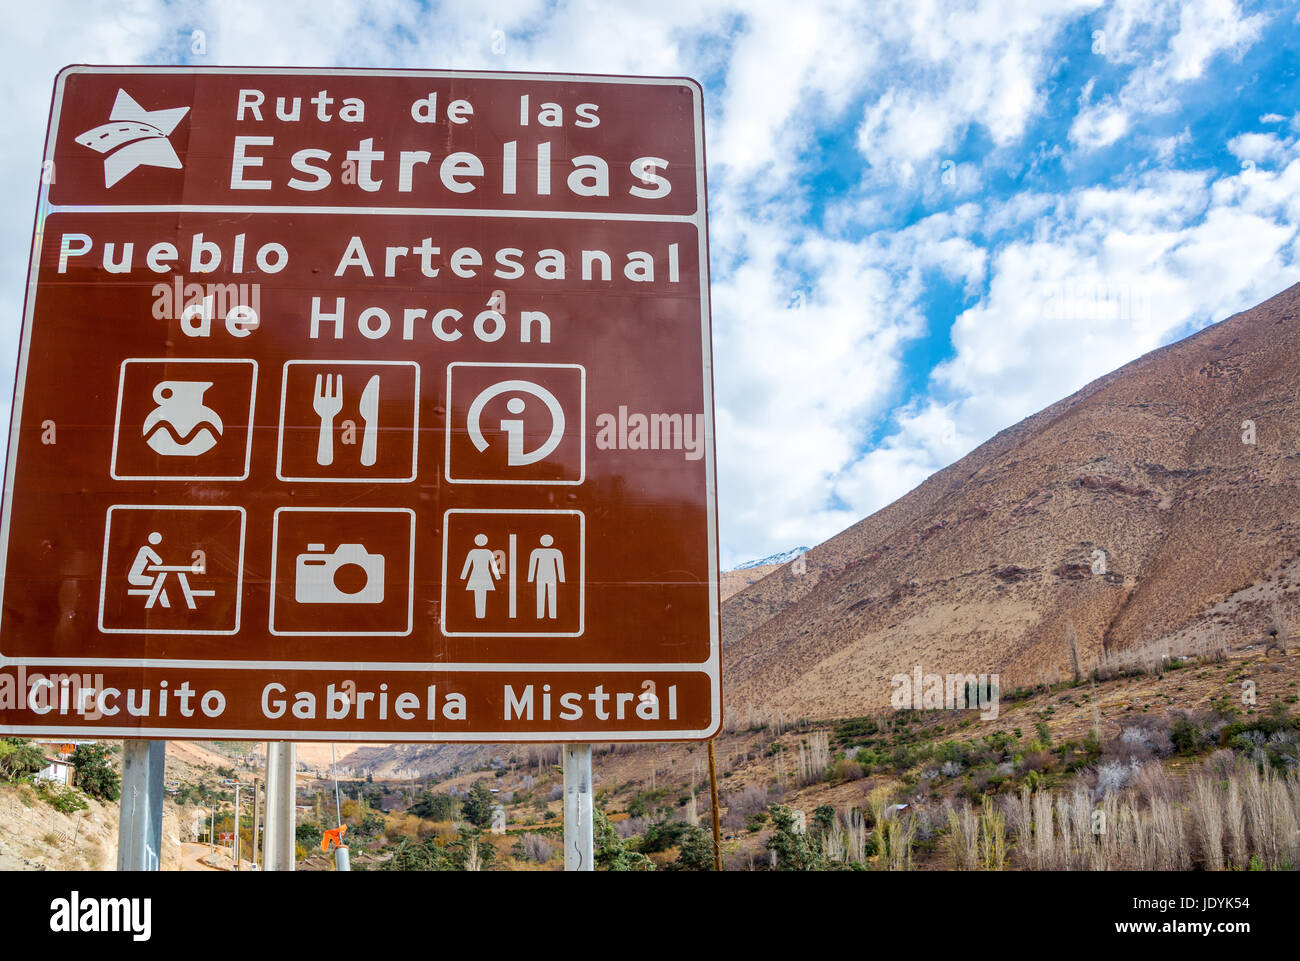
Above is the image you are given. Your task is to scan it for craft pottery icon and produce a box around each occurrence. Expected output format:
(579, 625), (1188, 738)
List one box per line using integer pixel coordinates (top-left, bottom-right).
(142, 380), (223, 456)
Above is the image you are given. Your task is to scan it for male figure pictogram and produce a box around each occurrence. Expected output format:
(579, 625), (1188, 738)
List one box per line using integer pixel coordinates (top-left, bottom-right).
(527, 534), (565, 619)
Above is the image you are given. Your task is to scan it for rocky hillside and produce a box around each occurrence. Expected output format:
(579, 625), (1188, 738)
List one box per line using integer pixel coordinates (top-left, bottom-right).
(0, 781), (183, 871)
(722, 282), (1300, 719)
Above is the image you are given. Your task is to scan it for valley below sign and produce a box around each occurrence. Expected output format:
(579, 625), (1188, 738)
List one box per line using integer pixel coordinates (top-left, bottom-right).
(0, 66), (720, 741)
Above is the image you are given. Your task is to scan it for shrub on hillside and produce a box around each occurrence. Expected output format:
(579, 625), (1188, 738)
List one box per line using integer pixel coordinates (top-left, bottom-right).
(765, 805), (825, 871)
(1093, 760), (1132, 799)
(828, 759), (865, 783)
(296, 821), (323, 848)
(35, 781), (87, 813)
(1109, 716), (1175, 761)
(721, 784), (771, 831)
(637, 817), (695, 854)
(668, 825), (714, 871)
(1018, 749), (1053, 774)
(513, 832), (555, 863)
(594, 810), (654, 871)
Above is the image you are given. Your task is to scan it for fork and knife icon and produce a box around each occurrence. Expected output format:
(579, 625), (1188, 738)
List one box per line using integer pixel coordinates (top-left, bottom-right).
(314, 373), (380, 467)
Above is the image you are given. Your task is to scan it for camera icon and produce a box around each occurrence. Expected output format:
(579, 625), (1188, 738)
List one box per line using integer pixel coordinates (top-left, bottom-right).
(294, 543), (385, 604)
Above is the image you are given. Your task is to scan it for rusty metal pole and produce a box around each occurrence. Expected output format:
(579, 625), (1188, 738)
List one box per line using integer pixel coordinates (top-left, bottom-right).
(707, 740), (722, 871)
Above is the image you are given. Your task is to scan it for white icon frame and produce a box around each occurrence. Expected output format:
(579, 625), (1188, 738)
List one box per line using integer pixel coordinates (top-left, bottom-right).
(275, 360), (420, 483)
(269, 507), (416, 637)
(110, 358), (258, 481)
(439, 508), (585, 637)
(97, 504), (246, 635)
(444, 362), (585, 485)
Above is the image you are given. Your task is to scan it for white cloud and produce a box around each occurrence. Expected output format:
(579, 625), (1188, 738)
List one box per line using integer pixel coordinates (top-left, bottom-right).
(1154, 127), (1192, 163)
(856, 0), (1100, 176)
(1228, 132), (1288, 166)
(1070, 101), (1130, 149)
(1166, 0), (1267, 82)
(1084, 0), (1267, 129)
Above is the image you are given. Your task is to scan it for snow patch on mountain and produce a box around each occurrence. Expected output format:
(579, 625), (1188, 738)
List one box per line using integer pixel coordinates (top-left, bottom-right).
(731, 546), (810, 571)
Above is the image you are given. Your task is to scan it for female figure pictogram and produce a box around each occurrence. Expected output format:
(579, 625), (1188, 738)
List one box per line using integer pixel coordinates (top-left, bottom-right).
(460, 533), (501, 618)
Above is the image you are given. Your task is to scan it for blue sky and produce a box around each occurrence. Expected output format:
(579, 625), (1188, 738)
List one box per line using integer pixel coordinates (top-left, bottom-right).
(1, 0), (1298, 569)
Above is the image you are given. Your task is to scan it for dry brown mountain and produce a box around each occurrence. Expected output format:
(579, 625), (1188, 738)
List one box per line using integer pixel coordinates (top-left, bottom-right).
(722, 282), (1300, 720)
(720, 562), (781, 600)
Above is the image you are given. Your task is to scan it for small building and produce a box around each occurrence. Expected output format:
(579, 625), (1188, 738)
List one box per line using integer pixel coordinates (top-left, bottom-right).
(32, 740), (90, 787)
(35, 756), (74, 786)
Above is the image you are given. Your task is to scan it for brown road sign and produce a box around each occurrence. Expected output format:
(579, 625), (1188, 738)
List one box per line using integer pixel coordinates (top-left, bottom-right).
(0, 67), (719, 742)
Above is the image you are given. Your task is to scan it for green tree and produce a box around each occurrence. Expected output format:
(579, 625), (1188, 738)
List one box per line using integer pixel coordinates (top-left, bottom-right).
(448, 826), (497, 870)
(594, 810), (654, 870)
(0, 738), (47, 781)
(296, 821), (323, 848)
(670, 825), (714, 871)
(765, 805), (824, 871)
(68, 743), (120, 801)
(1170, 716), (1201, 755)
(385, 837), (454, 871)
(383, 825), (497, 871)
(638, 818), (693, 854)
(409, 791), (459, 821)
(462, 781), (495, 828)
(812, 804), (836, 836)
(353, 809), (387, 838)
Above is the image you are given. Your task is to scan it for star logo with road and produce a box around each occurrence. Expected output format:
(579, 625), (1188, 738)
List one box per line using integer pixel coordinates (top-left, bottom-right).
(75, 89), (190, 187)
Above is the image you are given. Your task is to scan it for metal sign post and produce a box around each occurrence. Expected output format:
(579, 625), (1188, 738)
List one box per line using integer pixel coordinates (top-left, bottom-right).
(116, 740), (165, 871)
(252, 776), (260, 870)
(263, 742), (296, 871)
(233, 780), (241, 870)
(563, 744), (594, 871)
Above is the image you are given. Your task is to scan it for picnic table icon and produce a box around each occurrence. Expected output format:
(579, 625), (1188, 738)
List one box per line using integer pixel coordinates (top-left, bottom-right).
(126, 532), (214, 610)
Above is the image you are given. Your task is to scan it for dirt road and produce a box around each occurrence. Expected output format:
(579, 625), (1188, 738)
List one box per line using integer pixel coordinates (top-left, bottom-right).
(181, 842), (220, 871)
